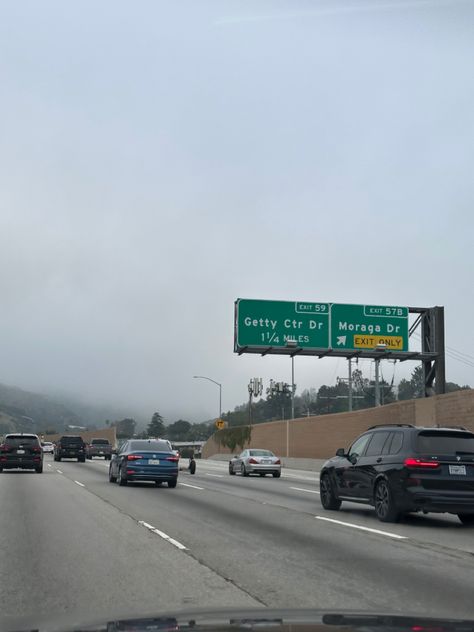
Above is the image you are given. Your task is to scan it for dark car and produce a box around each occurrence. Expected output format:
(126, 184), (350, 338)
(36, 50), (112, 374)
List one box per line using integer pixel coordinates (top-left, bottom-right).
(54, 435), (86, 462)
(0, 433), (43, 473)
(319, 424), (474, 524)
(86, 438), (113, 460)
(109, 439), (179, 487)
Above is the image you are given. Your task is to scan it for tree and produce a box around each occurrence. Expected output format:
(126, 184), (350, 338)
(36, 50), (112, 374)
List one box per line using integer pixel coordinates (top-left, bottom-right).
(114, 418), (136, 439)
(398, 366), (424, 400)
(165, 419), (192, 441)
(147, 412), (165, 438)
(297, 388), (318, 416)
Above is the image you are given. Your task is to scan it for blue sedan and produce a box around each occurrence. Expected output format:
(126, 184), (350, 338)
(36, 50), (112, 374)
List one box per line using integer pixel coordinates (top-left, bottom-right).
(109, 439), (179, 488)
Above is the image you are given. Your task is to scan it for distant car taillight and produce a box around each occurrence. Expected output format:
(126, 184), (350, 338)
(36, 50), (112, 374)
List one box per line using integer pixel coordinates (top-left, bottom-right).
(127, 454), (143, 461)
(404, 457), (440, 469)
(248, 458), (258, 464)
(0, 444), (11, 453)
(32, 447), (42, 454)
(165, 456), (179, 462)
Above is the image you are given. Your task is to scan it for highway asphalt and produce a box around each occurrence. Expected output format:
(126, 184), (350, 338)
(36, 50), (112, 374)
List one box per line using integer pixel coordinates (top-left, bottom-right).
(2, 456), (474, 627)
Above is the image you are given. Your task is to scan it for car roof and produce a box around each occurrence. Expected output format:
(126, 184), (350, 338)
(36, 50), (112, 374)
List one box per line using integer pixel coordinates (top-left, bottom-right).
(5, 433), (39, 438)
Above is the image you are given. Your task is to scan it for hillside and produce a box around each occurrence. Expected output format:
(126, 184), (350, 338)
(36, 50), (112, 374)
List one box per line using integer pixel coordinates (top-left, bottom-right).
(0, 382), (102, 434)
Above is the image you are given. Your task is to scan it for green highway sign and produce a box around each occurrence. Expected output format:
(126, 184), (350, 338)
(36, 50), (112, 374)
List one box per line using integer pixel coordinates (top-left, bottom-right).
(235, 299), (330, 350)
(330, 303), (409, 352)
(235, 299), (409, 354)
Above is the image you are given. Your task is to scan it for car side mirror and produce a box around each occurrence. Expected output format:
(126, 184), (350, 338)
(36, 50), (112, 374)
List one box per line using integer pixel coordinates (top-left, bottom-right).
(234, 455), (238, 459)
(335, 448), (346, 457)
(111, 449), (118, 455)
(349, 454), (358, 465)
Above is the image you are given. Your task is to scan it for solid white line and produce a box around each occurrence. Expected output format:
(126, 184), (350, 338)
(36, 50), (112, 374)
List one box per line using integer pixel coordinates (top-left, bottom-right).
(74, 480), (85, 488)
(290, 486), (320, 494)
(56, 469), (63, 474)
(315, 516), (407, 539)
(205, 473), (224, 478)
(178, 482), (204, 490)
(138, 521), (187, 550)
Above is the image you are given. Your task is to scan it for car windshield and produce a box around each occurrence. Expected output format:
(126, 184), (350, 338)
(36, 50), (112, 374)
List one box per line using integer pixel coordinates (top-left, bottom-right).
(5, 436), (38, 447)
(129, 441), (172, 452)
(1, 0), (473, 628)
(416, 432), (474, 454)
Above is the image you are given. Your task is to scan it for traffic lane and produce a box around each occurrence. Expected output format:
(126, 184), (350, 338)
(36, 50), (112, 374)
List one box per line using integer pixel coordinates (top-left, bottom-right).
(52, 459), (474, 617)
(0, 465), (261, 623)
(65, 458), (474, 556)
(200, 459), (319, 481)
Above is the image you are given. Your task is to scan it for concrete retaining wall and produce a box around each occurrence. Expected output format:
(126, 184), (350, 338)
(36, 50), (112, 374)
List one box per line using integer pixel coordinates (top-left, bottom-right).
(202, 389), (474, 460)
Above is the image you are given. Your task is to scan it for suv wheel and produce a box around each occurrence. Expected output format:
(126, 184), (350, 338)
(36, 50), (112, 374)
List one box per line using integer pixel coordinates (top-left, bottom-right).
(168, 478), (177, 488)
(458, 513), (474, 526)
(374, 479), (399, 523)
(320, 474), (341, 510)
(78, 456), (85, 463)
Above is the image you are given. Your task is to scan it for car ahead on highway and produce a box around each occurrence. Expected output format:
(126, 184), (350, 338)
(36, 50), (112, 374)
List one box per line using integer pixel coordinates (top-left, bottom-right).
(109, 439), (179, 487)
(0, 433), (43, 473)
(320, 424), (474, 524)
(54, 435), (86, 462)
(86, 438), (113, 460)
(229, 449), (281, 477)
(41, 441), (54, 454)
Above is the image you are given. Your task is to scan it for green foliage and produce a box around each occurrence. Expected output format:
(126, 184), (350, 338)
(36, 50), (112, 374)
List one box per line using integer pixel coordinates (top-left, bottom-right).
(398, 366), (424, 400)
(114, 418), (137, 439)
(215, 426), (252, 453)
(165, 419), (192, 441)
(146, 412), (165, 438)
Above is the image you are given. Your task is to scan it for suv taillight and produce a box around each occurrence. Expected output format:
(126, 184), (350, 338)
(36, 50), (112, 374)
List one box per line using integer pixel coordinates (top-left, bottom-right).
(127, 454), (142, 461)
(165, 456), (179, 462)
(404, 457), (440, 469)
(0, 444), (11, 453)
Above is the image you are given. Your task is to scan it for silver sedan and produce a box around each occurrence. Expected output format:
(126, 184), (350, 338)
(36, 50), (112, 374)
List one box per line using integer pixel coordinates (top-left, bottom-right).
(229, 449), (281, 478)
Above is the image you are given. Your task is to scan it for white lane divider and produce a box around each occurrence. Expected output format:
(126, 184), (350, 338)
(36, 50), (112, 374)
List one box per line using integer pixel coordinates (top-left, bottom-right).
(205, 473), (224, 478)
(74, 480), (85, 488)
(283, 473), (319, 481)
(56, 469), (63, 474)
(290, 486), (320, 494)
(139, 521), (187, 550)
(178, 482), (204, 490)
(315, 516), (407, 540)
(47, 463), (52, 467)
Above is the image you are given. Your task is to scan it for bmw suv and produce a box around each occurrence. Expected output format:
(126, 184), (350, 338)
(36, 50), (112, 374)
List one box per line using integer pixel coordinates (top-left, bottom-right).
(0, 433), (44, 473)
(319, 424), (474, 524)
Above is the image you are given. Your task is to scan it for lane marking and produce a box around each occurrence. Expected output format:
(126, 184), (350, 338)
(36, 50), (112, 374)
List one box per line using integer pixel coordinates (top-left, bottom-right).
(178, 482), (204, 490)
(290, 486), (320, 494)
(56, 469), (63, 474)
(315, 516), (407, 539)
(283, 473), (319, 481)
(205, 473), (224, 478)
(74, 480), (85, 487)
(138, 521), (187, 550)
(47, 463), (52, 467)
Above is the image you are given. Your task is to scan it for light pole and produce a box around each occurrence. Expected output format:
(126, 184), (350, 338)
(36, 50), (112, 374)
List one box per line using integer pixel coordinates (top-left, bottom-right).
(193, 375), (222, 419)
(286, 339), (297, 419)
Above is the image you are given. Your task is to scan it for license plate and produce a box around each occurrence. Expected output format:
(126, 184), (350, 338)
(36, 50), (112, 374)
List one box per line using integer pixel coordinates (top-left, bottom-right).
(17, 449), (25, 454)
(148, 459), (160, 465)
(449, 465), (466, 475)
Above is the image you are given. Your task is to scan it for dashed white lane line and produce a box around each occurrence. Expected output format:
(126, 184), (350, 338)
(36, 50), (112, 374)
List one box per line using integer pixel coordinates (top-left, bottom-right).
(205, 473), (224, 478)
(74, 480), (85, 488)
(47, 463), (52, 467)
(290, 486), (320, 494)
(283, 473), (319, 481)
(56, 469), (63, 474)
(139, 521), (187, 550)
(178, 482), (204, 490)
(315, 516), (407, 540)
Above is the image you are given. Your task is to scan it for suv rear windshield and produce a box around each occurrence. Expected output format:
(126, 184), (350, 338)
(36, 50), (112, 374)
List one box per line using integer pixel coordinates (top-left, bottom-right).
(60, 436), (84, 444)
(5, 435), (39, 447)
(416, 431), (474, 454)
(91, 439), (110, 445)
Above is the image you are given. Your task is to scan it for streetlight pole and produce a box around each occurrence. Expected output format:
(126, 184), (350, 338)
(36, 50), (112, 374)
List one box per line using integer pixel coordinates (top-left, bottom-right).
(193, 375), (222, 419)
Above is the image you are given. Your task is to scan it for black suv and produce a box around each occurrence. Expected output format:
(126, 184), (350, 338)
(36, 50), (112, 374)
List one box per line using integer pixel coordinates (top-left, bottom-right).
(54, 435), (86, 462)
(0, 433), (44, 472)
(320, 424), (474, 524)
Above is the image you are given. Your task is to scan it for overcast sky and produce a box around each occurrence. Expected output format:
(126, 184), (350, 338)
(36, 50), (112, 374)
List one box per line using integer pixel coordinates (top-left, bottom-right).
(0, 0), (473, 423)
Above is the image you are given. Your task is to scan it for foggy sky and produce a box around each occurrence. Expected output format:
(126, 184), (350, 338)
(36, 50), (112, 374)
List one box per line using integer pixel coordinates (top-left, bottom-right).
(0, 0), (473, 422)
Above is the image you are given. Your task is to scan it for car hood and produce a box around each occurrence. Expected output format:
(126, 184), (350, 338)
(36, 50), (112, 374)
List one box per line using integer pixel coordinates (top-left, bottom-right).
(2, 607), (474, 632)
